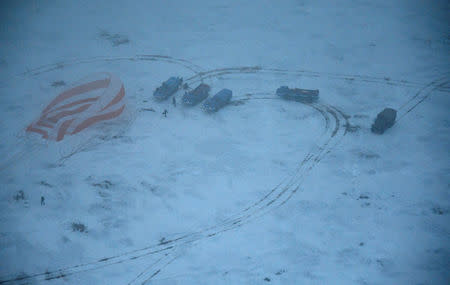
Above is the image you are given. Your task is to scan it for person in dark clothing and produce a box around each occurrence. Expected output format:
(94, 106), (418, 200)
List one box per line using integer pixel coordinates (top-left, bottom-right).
(162, 109), (168, 117)
(41, 196), (45, 206)
(172, 97), (176, 107)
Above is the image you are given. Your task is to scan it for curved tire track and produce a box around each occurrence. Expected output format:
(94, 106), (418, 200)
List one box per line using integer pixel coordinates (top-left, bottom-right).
(0, 55), (203, 171)
(1, 58), (448, 284)
(128, 95), (349, 285)
(0, 94), (346, 285)
(129, 71), (448, 284)
(21, 55), (204, 76)
(187, 66), (450, 91)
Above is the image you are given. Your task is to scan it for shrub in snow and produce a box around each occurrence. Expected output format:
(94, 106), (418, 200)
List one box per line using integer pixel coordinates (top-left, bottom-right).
(432, 206), (447, 215)
(71, 222), (87, 233)
(99, 31), (130, 46)
(51, 80), (66, 87)
(92, 180), (113, 189)
(13, 190), (25, 201)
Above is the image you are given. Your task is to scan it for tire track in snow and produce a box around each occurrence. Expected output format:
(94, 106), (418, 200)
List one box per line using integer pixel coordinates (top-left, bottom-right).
(21, 55), (204, 77)
(129, 71), (448, 284)
(397, 76), (449, 122)
(128, 94), (349, 284)
(1, 57), (447, 284)
(187, 66), (450, 92)
(0, 93), (346, 285)
(0, 55), (203, 171)
(0, 54), (203, 285)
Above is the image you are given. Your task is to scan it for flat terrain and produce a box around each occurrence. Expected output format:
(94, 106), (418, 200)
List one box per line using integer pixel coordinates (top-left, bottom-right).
(0, 1), (449, 284)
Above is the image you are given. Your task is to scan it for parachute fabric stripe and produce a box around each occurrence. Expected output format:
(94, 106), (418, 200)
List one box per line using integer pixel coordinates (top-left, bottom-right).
(72, 104), (126, 135)
(42, 79), (109, 114)
(26, 72), (126, 141)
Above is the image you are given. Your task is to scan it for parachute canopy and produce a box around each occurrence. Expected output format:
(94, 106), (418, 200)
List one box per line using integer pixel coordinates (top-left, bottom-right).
(26, 72), (126, 141)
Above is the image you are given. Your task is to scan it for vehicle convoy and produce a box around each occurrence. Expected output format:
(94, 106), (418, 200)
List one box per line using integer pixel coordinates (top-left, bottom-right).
(153, 77), (183, 100)
(182, 83), (211, 106)
(202, 88), (233, 112)
(276, 86), (319, 103)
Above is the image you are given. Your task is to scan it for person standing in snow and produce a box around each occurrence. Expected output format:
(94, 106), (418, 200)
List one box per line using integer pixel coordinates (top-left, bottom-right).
(41, 196), (45, 206)
(162, 109), (168, 117)
(172, 97), (176, 107)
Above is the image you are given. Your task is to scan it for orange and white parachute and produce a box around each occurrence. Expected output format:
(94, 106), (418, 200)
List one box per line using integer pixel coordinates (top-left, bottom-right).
(26, 72), (125, 141)
(1, 73), (130, 171)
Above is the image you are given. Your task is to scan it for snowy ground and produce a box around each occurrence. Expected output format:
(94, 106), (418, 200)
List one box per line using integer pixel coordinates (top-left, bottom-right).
(0, 1), (449, 284)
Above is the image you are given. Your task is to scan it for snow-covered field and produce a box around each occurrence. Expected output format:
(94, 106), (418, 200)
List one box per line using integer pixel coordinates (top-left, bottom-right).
(0, 1), (449, 284)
